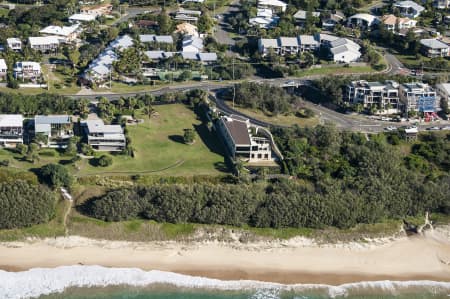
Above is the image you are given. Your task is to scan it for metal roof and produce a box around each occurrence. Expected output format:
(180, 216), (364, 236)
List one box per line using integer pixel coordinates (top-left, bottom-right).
(222, 117), (251, 146)
(86, 119), (123, 134)
(420, 38), (449, 49)
(0, 114), (23, 127)
(35, 115), (71, 125)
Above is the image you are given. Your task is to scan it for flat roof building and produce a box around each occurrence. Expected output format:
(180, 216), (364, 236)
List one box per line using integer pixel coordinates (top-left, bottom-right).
(34, 115), (73, 148)
(83, 119), (126, 152)
(0, 114), (23, 147)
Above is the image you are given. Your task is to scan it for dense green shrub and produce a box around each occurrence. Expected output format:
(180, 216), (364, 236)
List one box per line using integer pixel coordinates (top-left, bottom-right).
(40, 164), (73, 188)
(0, 181), (56, 229)
(98, 155), (113, 167)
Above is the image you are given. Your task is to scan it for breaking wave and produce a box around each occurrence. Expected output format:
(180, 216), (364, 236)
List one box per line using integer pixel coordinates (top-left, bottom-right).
(0, 265), (449, 299)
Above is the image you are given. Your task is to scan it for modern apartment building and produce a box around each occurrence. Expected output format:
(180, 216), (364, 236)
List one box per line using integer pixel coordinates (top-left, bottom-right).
(399, 82), (437, 112)
(345, 80), (401, 114)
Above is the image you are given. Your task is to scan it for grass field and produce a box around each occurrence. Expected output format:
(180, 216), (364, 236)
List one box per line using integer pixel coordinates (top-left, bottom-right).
(0, 104), (227, 177)
(231, 105), (319, 127)
(76, 104), (226, 176)
(292, 65), (374, 77)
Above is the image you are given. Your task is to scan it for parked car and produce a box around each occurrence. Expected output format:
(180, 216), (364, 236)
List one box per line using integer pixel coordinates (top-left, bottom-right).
(427, 126), (440, 131)
(384, 126), (397, 131)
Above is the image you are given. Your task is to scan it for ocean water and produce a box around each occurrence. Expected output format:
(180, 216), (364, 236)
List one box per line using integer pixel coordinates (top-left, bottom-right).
(0, 266), (449, 299)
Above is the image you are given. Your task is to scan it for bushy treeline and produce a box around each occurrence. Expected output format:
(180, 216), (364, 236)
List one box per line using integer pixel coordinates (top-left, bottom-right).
(83, 125), (449, 229)
(0, 180), (56, 229)
(233, 82), (300, 115)
(0, 93), (78, 116)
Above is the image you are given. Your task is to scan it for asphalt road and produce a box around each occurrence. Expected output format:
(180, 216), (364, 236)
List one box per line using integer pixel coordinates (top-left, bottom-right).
(213, 0), (240, 48)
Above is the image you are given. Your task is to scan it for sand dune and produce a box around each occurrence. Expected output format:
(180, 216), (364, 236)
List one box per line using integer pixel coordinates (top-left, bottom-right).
(0, 228), (449, 285)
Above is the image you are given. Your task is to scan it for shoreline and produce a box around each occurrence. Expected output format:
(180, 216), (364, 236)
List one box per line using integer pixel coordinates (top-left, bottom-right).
(0, 229), (449, 286)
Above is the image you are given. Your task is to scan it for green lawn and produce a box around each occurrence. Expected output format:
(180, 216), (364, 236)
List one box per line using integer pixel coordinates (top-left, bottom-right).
(77, 104), (226, 176)
(292, 65), (374, 77)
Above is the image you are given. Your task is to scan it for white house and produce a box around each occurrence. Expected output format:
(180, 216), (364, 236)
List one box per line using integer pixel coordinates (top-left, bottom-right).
(0, 59), (7, 80)
(329, 38), (361, 63)
(347, 13), (378, 29)
(6, 38), (21, 51)
(0, 114), (23, 148)
(182, 35), (204, 53)
(69, 13), (97, 23)
(85, 35), (134, 83)
(13, 61), (41, 80)
(393, 1), (425, 18)
(381, 14), (416, 33)
(39, 24), (80, 42)
(258, 0), (287, 12)
(83, 119), (126, 152)
(29, 36), (60, 52)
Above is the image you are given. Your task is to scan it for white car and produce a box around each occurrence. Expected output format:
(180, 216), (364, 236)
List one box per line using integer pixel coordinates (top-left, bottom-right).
(427, 126), (440, 131)
(384, 126), (397, 131)
(441, 126), (450, 131)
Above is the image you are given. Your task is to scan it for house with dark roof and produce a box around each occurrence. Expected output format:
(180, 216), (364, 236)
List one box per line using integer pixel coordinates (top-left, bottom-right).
(217, 115), (272, 162)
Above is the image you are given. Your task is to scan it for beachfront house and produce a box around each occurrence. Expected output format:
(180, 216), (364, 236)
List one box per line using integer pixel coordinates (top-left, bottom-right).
(217, 115), (273, 162)
(34, 115), (73, 148)
(69, 13), (97, 23)
(0, 114), (23, 148)
(83, 119), (126, 152)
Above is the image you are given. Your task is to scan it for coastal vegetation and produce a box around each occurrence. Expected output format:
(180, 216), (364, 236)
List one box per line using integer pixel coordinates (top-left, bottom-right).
(0, 180), (56, 229)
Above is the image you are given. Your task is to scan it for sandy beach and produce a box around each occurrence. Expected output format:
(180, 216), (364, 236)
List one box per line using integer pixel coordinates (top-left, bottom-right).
(0, 228), (449, 285)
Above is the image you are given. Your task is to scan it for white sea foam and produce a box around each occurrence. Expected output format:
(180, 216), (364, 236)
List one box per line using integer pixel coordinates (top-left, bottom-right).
(0, 265), (450, 299)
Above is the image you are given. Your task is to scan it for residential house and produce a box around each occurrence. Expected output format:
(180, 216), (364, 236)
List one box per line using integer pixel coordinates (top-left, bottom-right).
(321, 11), (345, 30)
(34, 115), (73, 148)
(217, 115), (272, 162)
(85, 35), (134, 83)
(80, 4), (112, 16)
(347, 13), (378, 30)
(393, 1), (425, 18)
(419, 39), (450, 58)
(69, 13), (97, 23)
(381, 14), (416, 33)
(249, 8), (280, 29)
(29, 36), (60, 52)
(314, 33), (339, 46)
(435, 83), (450, 108)
(258, 38), (280, 56)
(345, 80), (401, 114)
(328, 38), (361, 63)
(39, 24), (80, 43)
(434, 0), (450, 8)
(0, 114), (23, 147)
(175, 8), (201, 22)
(83, 119), (126, 151)
(399, 82), (437, 112)
(134, 20), (158, 29)
(180, 52), (218, 63)
(278, 37), (300, 55)
(258, 35), (318, 56)
(0, 59), (7, 80)
(258, 0), (287, 12)
(13, 61), (41, 80)
(139, 35), (173, 44)
(182, 35), (204, 53)
(6, 38), (21, 51)
(293, 10), (320, 24)
(298, 35), (319, 52)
